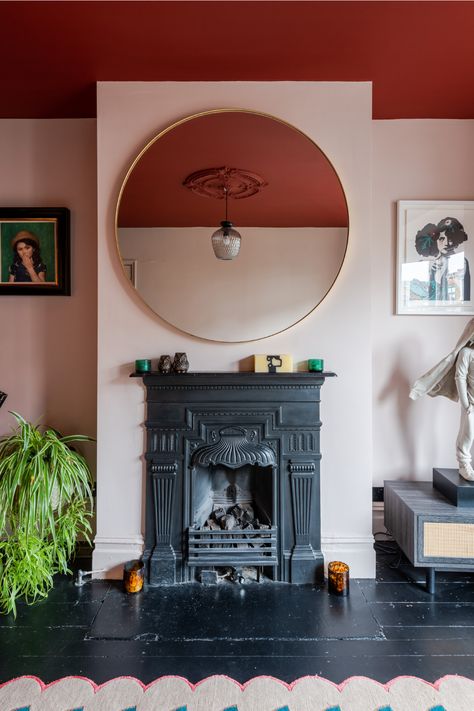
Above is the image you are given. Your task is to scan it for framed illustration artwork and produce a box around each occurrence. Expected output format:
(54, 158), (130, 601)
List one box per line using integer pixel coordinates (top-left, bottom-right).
(0, 207), (70, 295)
(397, 200), (474, 315)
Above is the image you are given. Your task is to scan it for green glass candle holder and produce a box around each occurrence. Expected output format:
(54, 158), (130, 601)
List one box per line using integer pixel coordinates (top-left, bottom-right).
(308, 358), (324, 372)
(135, 359), (151, 373)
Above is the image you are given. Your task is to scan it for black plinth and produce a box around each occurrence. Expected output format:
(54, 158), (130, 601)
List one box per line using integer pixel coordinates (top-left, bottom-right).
(433, 467), (474, 508)
(132, 371), (335, 586)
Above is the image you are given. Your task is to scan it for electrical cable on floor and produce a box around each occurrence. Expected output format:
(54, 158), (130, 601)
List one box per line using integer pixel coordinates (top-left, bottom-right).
(373, 531), (403, 569)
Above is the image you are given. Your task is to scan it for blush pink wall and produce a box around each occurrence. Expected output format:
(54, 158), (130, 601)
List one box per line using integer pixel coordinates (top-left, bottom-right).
(94, 82), (375, 578)
(2, 109), (472, 582)
(2, 102), (471, 581)
(372, 119), (474, 486)
(118, 226), (347, 342)
(0, 120), (97, 464)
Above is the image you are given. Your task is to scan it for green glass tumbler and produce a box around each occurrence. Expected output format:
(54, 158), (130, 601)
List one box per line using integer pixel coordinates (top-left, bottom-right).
(135, 359), (151, 373)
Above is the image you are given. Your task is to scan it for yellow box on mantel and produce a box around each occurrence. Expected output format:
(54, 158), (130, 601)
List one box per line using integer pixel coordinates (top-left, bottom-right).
(254, 354), (293, 373)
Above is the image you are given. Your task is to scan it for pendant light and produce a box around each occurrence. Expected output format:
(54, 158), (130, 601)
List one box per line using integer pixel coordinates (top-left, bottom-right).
(183, 167), (267, 262)
(211, 186), (242, 260)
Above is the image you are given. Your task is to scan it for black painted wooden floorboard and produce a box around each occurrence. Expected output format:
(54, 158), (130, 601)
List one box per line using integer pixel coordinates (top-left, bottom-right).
(359, 580), (474, 603)
(1, 551), (474, 684)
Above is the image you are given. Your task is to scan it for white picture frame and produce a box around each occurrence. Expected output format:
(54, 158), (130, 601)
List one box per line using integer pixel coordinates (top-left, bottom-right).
(396, 200), (474, 315)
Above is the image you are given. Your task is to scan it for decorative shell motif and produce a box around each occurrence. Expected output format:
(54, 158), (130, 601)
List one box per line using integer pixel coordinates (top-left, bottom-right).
(191, 426), (276, 469)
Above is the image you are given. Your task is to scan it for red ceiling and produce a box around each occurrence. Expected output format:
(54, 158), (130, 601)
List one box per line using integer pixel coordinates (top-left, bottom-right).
(1, 1), (474, 119)
(118, 111), (348, 228)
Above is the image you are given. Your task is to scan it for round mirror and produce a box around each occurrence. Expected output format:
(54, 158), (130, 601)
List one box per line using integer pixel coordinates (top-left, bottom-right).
(116, 110), (348, 342)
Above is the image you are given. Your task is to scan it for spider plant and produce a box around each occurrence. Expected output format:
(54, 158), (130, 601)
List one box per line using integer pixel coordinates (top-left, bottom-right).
(0, 411), (94, 616)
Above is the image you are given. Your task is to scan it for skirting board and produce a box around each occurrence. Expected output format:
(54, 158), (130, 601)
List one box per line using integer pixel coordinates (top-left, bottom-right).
(93, 534), (376, 579)
(92, 535), (144, 579)
(321, 535), (375, 578)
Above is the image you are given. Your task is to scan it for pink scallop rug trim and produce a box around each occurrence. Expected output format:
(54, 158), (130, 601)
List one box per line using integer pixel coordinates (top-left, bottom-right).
(0, 673), (466, 693)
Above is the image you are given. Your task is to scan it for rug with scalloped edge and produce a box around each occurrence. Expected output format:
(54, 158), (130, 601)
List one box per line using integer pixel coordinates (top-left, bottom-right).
(2, 675), (474, 711)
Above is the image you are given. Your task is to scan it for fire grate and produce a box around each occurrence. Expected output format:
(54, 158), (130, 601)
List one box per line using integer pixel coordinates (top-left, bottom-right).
(188, 526), (278, 570)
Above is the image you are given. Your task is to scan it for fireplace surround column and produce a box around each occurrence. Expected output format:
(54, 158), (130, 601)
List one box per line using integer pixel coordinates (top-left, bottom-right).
(150, 463), (177, 584)
(289, 461), (320, 583)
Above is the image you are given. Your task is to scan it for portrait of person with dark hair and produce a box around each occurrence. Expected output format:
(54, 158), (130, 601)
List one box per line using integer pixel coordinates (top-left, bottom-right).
(8, 229), (47, 283)
(0, 211), (69, 295)
(414, 216), (470, 301)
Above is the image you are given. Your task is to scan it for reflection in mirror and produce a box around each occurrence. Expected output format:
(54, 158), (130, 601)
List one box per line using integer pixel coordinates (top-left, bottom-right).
(116, 110), (348, 342)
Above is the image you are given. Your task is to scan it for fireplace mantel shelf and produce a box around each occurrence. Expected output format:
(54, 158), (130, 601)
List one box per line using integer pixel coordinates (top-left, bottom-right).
(131, 371), (336, 381)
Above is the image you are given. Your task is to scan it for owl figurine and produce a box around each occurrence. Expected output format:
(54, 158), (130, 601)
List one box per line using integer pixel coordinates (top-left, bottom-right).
(172, 352), (189, 373)
(158, 355), (172, 374)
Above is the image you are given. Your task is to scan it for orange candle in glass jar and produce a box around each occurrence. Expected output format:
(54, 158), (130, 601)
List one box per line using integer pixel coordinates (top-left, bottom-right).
(123, 559), (145, 593)
(327, 560), (350, 596)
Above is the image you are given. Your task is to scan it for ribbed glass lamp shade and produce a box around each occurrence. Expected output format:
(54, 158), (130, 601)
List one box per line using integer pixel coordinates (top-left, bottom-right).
(211, 220), (241, 260)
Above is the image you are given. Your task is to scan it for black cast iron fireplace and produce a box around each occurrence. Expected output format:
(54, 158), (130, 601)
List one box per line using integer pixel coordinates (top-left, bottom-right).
(132, 371), (335, 585)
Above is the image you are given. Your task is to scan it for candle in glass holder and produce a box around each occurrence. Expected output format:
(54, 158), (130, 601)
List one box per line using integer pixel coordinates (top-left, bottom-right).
(135, 359), (151, 373)
(328, 560), (350, 596)
(123, 559), (145, 593)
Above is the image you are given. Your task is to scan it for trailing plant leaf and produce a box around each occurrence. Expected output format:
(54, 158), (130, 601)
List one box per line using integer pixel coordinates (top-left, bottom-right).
(0, 411), (94, 616)
(0, 531), (55, 616)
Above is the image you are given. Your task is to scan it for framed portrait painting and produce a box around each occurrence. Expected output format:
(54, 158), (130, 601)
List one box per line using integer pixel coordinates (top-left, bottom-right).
(0, 207), (70, 295)
(397, 200), (474, 315)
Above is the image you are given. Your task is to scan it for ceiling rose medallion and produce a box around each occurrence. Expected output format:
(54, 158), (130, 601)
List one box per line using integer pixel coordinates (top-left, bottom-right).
(183, 167), (267, 200)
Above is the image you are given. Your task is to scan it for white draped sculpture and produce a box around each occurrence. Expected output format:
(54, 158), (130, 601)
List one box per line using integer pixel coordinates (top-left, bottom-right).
(410, 318), (474, 481)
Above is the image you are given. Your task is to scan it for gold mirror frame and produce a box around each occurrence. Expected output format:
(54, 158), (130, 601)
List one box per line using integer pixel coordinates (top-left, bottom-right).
(115, 109), (349, 343)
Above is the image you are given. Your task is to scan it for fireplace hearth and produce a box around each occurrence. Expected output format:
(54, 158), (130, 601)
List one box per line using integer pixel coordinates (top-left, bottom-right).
(133, 371), (335, 585)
